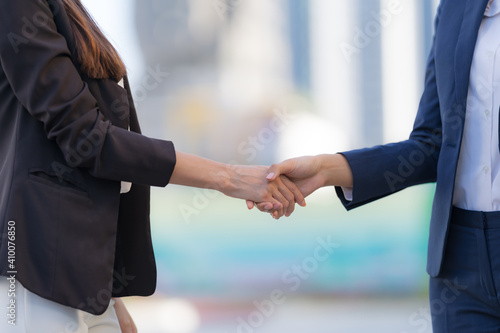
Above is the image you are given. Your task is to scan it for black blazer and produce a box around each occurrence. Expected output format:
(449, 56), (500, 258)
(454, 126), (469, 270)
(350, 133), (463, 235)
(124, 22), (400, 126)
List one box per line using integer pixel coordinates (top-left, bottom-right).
(0, 0), (176, 314)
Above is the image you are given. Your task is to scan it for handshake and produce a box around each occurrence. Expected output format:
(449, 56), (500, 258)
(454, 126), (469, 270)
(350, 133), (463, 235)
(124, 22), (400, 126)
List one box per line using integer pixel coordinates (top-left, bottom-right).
(170, 152), (353, 219)
(220, 154), (353, 219)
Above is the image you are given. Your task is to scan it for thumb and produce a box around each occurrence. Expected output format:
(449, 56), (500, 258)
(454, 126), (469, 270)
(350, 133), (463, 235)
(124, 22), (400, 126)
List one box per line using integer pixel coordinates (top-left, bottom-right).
(246, 200), (255, 210)
(266, 160), (294, 181)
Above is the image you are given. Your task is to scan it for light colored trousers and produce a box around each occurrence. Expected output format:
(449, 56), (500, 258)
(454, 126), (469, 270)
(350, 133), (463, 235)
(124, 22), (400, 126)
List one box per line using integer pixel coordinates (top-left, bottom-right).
(0, 278), (120, 333)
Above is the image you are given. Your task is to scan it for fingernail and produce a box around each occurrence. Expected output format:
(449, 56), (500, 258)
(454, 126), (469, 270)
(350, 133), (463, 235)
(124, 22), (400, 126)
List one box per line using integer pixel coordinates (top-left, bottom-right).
(273, 203), (281, 209)
(264, 203), (273, 210)
(266, 172), (275, 180)
(300, 200), (306, 207)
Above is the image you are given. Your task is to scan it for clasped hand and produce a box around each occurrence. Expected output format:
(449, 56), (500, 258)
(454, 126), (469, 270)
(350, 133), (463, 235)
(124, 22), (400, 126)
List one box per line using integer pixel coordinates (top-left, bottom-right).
(241, 156), (328, 219)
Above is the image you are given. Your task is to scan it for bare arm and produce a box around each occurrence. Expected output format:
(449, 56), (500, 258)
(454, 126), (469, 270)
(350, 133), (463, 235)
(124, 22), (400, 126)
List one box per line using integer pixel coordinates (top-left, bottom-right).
(170, 152), (306, 217)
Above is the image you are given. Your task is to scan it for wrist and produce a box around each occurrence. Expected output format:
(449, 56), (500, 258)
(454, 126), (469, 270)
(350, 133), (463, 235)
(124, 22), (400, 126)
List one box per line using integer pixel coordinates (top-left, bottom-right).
(317, 154), (334, 187)
(215, 164), (238, 197)
(317, 154), (353, 188)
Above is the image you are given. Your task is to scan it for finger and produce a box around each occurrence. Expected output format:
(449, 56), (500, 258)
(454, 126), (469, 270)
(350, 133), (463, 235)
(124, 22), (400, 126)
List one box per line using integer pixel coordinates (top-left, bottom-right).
(275, 176), (296, 217)
(268, 184), (290, 218)
(280, 177), (297, 217)
(255, 202), (275, 212)
(266, 191), (285, 218)
(260, 201), (283, 219)
(280, 176), (306, 207)
(273, 200), (284, 219)
(266, 160), (295, 181)
(246, 200), (255, 210)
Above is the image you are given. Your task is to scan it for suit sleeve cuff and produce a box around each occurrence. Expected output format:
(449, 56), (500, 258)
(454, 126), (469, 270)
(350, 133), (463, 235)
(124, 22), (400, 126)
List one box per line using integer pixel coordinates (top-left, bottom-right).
(340, 187), (353, 201)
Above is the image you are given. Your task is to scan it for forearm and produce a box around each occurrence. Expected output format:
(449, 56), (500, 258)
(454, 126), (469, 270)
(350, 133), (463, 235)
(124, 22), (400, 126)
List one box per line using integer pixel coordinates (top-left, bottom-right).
(169, 151), (232, 193)
(317, 154), (353, 188)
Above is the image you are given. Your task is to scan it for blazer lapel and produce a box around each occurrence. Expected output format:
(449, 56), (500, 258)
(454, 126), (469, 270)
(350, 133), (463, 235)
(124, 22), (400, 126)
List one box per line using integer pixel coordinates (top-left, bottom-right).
(454, 0), (490, 106)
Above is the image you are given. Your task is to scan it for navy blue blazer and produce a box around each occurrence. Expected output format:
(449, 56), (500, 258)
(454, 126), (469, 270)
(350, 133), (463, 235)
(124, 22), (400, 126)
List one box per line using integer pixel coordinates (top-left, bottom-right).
(0, 0), (176, 314)
(336, 0), (490, 277)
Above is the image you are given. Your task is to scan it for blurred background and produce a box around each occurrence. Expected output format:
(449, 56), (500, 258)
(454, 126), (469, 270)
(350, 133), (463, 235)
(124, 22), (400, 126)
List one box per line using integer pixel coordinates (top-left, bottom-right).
(82, 0), (440, 332)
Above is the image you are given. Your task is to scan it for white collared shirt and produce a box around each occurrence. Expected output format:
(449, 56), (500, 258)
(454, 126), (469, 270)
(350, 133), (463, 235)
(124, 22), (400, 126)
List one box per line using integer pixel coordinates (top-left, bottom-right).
(453, 0), (500, 211)
(118, 78), (132, 194)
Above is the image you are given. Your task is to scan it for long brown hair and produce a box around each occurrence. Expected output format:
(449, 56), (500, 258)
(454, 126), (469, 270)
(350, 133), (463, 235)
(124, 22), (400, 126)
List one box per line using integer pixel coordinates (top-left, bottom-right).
(62, 0), (126, 81)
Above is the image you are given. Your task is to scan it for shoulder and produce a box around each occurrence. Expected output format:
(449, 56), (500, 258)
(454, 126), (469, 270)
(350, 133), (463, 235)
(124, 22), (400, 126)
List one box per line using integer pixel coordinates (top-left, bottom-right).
(0, 0), (55, 33)
(0, 0), (72, 56)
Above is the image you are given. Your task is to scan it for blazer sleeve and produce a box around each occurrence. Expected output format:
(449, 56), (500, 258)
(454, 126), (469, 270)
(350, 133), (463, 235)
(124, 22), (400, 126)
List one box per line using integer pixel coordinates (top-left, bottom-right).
(336, 4), (443, 210)
(0, 0), (176, 187)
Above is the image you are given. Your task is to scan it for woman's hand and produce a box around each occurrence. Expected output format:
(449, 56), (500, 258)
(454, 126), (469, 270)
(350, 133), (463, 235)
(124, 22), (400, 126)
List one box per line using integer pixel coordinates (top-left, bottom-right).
(223, 165), (306, 218)
(247, 154), (353, 216)
(113, 298), (138, 333)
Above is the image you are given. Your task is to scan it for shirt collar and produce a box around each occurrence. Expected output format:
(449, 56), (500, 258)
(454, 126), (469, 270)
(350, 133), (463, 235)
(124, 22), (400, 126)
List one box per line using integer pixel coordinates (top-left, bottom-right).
(485, 0), (500, 17)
